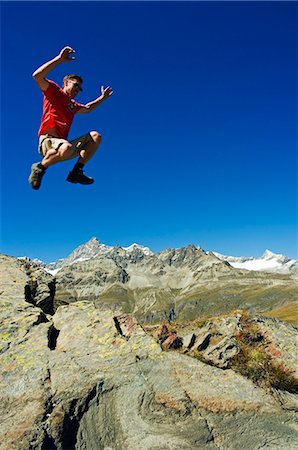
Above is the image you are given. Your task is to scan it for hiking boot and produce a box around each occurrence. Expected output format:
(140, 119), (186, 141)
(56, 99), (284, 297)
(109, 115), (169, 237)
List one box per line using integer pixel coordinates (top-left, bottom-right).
(66, 168), (94, 185)
(29, 163), (46, 190)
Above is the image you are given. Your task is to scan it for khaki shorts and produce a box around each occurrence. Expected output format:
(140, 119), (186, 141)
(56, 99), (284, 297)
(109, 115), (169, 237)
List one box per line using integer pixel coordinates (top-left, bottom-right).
(38, 133), (92, 158)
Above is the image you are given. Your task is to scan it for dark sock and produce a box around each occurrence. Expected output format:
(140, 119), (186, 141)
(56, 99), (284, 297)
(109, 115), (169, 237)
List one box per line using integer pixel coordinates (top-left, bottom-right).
(37, 162), (46, 171)
(72, 162), (85, 173)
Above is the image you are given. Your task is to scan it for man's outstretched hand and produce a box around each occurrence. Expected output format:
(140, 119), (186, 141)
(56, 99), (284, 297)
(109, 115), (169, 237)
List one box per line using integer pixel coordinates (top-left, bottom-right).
(59, 46), (76, 62)
(101, 86), (113, 100)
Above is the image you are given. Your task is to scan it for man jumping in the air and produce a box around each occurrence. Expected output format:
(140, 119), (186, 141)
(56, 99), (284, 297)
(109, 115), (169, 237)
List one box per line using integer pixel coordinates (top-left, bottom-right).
(29, 46), (113, 190)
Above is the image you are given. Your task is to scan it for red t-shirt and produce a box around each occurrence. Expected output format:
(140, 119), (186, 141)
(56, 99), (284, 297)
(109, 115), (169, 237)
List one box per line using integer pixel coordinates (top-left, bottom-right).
(38, 80), (83, 139)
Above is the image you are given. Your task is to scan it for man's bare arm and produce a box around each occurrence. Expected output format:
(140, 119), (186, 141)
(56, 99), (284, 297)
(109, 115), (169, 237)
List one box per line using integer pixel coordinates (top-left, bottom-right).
(77, 86), (113, 114)
(32, 46), (75, 92)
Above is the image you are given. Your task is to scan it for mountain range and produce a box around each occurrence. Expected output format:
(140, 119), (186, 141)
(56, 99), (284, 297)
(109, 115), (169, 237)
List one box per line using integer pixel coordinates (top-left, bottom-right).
(35, 237), (297, 276)
(28, 238), (297, 324)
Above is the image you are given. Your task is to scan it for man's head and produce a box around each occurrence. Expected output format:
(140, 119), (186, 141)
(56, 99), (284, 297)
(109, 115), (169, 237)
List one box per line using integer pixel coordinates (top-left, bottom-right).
(63, 74), (83, 98)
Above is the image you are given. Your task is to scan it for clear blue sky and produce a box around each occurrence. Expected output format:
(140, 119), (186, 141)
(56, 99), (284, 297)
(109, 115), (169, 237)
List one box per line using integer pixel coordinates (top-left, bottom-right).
(1, 1), (297, 262)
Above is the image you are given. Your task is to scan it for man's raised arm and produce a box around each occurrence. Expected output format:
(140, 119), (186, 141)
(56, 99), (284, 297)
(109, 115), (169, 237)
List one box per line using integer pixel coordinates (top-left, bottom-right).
(77, 86), (113, 114)
(32, 46), (75, 92)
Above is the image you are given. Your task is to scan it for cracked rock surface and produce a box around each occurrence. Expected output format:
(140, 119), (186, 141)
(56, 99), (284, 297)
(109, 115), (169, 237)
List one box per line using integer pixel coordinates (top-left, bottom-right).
(0, 254), (297, 450)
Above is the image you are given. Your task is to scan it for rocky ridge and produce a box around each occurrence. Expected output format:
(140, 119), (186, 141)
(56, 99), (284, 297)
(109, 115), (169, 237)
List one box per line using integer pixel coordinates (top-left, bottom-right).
(0, 254), (298, 450)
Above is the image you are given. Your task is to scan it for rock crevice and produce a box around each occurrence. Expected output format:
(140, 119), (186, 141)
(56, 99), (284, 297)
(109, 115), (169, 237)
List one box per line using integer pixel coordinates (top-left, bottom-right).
(47, 325), (60, 350)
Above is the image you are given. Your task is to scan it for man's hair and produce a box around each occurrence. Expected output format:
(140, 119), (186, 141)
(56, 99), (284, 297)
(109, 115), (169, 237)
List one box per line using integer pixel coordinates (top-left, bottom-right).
(63, 74), (83, 85)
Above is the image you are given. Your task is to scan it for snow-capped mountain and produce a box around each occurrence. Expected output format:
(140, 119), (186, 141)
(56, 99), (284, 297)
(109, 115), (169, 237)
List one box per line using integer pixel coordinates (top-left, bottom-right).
(213, 249), (297, 274)
(45, 238), (153, 275)
(40, 238), (297, 276)
(122, 243), (153, 256)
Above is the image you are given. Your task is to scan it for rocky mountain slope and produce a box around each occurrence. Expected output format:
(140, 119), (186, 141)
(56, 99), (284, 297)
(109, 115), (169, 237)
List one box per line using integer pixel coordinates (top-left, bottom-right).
(0, 254), (297, 450)
(40, 239), (297, 324)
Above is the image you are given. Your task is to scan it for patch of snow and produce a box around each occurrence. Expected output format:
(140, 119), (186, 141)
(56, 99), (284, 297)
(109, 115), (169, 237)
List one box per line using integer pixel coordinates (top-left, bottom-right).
(212, 250), (296, 273)
(123, 243), (153, 256)
(46, 268), (62, 276)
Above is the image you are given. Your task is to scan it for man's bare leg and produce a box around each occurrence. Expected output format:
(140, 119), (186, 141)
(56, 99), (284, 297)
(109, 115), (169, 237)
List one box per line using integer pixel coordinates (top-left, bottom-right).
(41, 143), (74, 167)
(67, 131), (102, 185)
(77, 131), (102, 164)
(29, 131), (102, 190)
(42, 131), (101, 168)
(28, 142), (74, 190)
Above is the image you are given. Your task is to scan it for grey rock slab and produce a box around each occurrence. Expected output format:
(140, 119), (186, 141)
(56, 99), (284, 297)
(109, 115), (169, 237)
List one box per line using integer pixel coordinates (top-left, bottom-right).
(0, 255), (52, 449)
(202, 336), (239, 368)
(253, 316), (298, 378)
(143, 352), (277, 414)
(213, 315), (242, 337)
(182, 333), (196, 349)
(0, 316), (51, 450)
(46, 302), (296, 449)
(273, 389), (298, 411)
(192, 331), (212, 351)
(205, 409), (298, 450)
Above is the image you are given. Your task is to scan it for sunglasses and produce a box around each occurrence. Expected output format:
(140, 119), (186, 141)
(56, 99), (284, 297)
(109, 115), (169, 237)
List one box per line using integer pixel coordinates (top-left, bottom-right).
(68, 80), (83, 91)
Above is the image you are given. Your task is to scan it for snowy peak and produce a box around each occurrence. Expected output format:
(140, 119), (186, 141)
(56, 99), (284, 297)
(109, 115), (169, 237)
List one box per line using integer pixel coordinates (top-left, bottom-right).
(46, 238), (111, 274)
(213, 250), (297, 274)
(45, 238), (154, 274)
(262, 250), (290, 264)
(68, 237), (112, 261)
(57, 237), (112, 265)
(123, 243), (153, 256)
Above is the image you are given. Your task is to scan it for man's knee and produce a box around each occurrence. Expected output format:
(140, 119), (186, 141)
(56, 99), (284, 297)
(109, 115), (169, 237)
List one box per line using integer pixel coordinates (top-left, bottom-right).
(90, 131), (102, 144)
(58, 142), (73, 158)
